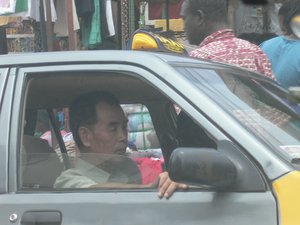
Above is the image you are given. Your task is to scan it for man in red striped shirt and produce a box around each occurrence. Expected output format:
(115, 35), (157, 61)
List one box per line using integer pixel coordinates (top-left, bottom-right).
(180, 0), (275, 80)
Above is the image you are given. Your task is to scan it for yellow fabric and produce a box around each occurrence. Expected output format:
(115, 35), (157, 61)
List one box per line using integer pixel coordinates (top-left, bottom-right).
(0, 16), (18, 26)
(272, 171), (300, 225)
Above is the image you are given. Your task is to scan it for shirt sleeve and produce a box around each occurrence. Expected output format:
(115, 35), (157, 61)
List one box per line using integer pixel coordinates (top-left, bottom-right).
(54, 169), (97, 188)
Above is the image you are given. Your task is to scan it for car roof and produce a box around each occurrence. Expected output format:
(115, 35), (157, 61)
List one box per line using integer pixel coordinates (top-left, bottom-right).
(0, 50), (275, 80)
(0, 50), (254, 72)
(1, 50), (276, 109)
(0, 50), (201, 66)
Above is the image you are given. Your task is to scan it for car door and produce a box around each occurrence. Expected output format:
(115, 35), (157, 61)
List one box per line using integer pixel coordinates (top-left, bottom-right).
(1, 58), (278, 225)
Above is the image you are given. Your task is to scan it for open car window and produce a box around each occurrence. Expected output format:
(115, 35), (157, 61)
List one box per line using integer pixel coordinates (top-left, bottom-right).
(19, 70), (174, 191)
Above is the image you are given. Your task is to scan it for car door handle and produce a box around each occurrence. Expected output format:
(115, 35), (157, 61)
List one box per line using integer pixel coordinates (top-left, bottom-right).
(21, 211), (62, 225)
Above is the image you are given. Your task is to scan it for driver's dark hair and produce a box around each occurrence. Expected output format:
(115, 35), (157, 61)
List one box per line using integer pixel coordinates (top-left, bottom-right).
(279, 0), (300, 35)
(69, 91), (120, 149)
(185, 0), (228, 22)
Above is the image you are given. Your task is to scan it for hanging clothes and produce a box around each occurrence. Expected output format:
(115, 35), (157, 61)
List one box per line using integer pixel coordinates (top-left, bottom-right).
(0, 0), (17, 15)
(110, 0), (120, 48)
(100, 0), (109, 38)
(80, 0), (102, 49)
(14, 0), (27, 13)
(0, 0), (28, 15)
(105, 0), (115, 37)
(1, 0), (56, 21)
(29, 0), (57, 22)
(88, 0), (101, 47)
(76, 0), (120, 49)
(75, 0), (94, 17)
(99, 0), (119, 49)
(54, 0), (80, 37)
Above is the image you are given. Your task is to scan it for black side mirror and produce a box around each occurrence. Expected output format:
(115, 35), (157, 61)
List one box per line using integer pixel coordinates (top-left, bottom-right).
(168, 148), (237, 190)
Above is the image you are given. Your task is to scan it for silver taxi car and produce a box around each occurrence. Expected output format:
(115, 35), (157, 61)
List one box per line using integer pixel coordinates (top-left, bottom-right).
(0, 50), (299, 225)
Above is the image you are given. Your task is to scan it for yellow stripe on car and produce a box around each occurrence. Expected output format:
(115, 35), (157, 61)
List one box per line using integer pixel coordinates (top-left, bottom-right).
(273, 171), (300, 225)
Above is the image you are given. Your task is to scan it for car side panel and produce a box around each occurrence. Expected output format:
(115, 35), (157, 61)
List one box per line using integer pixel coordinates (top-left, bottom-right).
(0, 191), (277, 225)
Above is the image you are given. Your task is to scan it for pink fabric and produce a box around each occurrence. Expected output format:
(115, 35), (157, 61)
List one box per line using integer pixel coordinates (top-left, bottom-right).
(40, 130), (67, 147)
(133, 157), (163, 185)
(189, 29), (275, 80)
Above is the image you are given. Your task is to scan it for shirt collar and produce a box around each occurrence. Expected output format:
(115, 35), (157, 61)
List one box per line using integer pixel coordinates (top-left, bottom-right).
(199, 29), (234, 47)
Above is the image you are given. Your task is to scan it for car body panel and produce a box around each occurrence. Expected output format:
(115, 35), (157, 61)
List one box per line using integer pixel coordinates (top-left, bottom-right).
(273, 171), (300, 225)
(0, 191), (277, 225)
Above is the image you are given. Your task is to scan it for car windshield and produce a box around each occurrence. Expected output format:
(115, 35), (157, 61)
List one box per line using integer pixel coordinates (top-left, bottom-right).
(174, 65), (300, 163)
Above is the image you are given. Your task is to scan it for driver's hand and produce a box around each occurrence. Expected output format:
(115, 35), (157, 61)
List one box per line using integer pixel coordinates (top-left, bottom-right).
(157, 171), (188, 199)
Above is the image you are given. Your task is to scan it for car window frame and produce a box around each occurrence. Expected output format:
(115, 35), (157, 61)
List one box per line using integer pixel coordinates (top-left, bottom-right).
(1, 67), (17, 193)
(11, 61), (271, 193)
(12, 63), (190, 192)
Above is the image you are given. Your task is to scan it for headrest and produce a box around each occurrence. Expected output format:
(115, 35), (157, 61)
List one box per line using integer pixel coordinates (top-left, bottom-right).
(23, 135), (53, 154)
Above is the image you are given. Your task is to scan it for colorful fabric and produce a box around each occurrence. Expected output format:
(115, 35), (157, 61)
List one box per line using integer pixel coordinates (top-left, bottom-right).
(40, 130), (67, 147)
(133, 157), (162, 185)
(122, 104), (159, 150)
(189, 29), (275, 80)
(260, 36), (300, 89)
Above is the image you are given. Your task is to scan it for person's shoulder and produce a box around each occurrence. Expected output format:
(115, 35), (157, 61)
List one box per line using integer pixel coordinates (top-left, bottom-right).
(189, 48), (209, 58)
(260, 36), (285, 47)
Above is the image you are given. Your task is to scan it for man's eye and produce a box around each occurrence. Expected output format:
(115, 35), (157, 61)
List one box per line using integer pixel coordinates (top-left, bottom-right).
(109, 126), (117, 132)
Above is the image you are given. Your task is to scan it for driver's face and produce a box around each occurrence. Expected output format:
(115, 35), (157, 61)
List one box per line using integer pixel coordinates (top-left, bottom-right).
(86, 103), (128, 156)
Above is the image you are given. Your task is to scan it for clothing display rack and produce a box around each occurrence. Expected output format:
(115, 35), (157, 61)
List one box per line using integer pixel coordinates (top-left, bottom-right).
(0, 0), (175, 53)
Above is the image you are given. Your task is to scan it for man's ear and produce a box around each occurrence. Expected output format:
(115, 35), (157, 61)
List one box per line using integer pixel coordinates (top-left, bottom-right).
(195, 9), (205, 26)
(78, 126), (93, 147)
